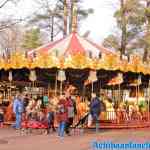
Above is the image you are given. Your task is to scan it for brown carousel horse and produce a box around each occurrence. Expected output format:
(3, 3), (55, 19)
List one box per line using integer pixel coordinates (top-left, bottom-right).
(5, 98), (15, 122)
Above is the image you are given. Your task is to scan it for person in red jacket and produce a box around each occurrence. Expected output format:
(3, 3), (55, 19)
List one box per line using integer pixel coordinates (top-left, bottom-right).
(65, 93), (76, 136)
(57, 95), (67, 138)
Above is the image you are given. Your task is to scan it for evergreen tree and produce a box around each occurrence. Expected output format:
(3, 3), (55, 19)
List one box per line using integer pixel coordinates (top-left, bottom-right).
(103, 0), (144, 58)
(22, 28), (42, 50)
(30, 0), (93, 41)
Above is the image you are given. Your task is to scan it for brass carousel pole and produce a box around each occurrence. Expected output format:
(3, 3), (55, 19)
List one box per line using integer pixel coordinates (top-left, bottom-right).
(48, 83), (50, 97)
(29, 70), (36, 97)
(136, 85), (138, 104)
(60, 80), (63, 95)
(118, 83), (121, 102)
(92, 82), (94, 93)
(148, 80), (150, 121)
(137, 75), (141, 104)
(8, 71), (13, 100)
(88, 70), (97, 94)
(55, 74), (57, 96)
(58, 70), (66, 96)
(118, 73), (123, 102)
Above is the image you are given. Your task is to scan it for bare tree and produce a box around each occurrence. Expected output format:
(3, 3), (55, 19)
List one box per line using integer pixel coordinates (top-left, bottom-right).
(0, 24), (24, 54)
(0, 0), (22, 30)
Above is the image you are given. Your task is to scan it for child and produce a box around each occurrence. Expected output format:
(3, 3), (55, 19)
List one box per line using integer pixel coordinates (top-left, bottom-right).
(0, 108), (4, 128)
(57, 95), (67, 138)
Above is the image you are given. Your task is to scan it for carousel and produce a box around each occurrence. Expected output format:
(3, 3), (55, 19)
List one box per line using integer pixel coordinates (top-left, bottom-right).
(0, 0), (150, 128)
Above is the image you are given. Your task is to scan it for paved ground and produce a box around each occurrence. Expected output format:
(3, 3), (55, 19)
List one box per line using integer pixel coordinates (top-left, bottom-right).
(0, 128), (150, 150)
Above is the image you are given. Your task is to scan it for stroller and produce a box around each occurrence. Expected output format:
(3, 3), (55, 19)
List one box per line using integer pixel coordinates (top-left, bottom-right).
(73, 113), (89, 135)
(74, 113), (89, 128)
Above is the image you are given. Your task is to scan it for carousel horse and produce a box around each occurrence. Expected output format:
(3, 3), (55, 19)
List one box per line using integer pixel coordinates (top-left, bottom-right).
(65, 85), (76, 94)
(5, 101), (15, 122)
(77, 99), (88, 120)
(104, 100), (116, 122)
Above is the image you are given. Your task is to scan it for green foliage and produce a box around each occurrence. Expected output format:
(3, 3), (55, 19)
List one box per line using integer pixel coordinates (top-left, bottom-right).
(103, 0), (150, 61)
(22, 28), (42, 50)
(103, 0), (146, 56)
(103, 34), (120, 51)
(31, 0), (94, 38)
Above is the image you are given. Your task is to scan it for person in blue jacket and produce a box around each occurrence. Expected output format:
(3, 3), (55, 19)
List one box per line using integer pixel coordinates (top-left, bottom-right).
(13, 93), (24, 129)
(90, 93), (101, 133)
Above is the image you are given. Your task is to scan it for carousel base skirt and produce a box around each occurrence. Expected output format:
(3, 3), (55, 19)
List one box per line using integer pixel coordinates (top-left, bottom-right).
(3, 121), (150, 129)
(89, 121), (150, 129)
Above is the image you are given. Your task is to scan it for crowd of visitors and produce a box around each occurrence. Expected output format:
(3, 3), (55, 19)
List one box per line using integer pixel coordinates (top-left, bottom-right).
(10, 91), (100, 138)
(0, 90), (149, 138)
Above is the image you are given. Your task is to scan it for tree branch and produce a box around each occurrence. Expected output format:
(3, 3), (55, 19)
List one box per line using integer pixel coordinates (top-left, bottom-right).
(0, 19), (23, 31)
(0, 0), (11, 8)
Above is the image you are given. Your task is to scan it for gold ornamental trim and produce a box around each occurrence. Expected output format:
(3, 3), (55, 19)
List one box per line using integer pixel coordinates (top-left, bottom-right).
(0, 51), (150, 75)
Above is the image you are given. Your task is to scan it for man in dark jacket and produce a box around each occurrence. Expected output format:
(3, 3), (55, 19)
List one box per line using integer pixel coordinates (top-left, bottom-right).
(90, 93), (101, 133)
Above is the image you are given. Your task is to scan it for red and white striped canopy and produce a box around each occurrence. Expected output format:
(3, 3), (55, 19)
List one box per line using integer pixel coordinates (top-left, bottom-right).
(28, 32), (115, 58)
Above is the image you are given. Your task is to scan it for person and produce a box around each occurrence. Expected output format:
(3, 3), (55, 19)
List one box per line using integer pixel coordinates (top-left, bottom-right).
(26, 99), (36, 120)
(46, 103), (56, 134)
(65, 93), (76, 136)
(90, 93), (101, 133)
(57, 95), (67, 138)
(12, 93), (24, 129)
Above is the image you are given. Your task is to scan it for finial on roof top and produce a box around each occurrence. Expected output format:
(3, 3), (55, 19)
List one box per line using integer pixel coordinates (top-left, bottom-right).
(72, 0), (77, 33)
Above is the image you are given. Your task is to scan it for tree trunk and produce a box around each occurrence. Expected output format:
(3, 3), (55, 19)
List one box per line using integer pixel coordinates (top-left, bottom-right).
(63, 0), (67, 36)
(143, 0), (150, 62)
(120, 0), (127, 59)
(51, 16), (54, 42)
(69, 1), (73, 34)
(143, 46), (148, 62)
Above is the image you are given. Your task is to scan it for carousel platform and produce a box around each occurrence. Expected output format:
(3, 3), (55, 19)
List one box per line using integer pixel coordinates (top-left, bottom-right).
(3, 121), (150, 129)
(99, 121), (150, 129)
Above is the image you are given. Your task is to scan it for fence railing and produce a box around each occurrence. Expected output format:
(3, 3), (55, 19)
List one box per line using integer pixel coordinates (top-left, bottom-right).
(103, 110), (150, 123)
(72, 110), (150, 128)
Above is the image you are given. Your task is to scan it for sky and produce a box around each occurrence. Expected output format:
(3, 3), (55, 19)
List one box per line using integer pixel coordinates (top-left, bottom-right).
(0, 0), (117, 43)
